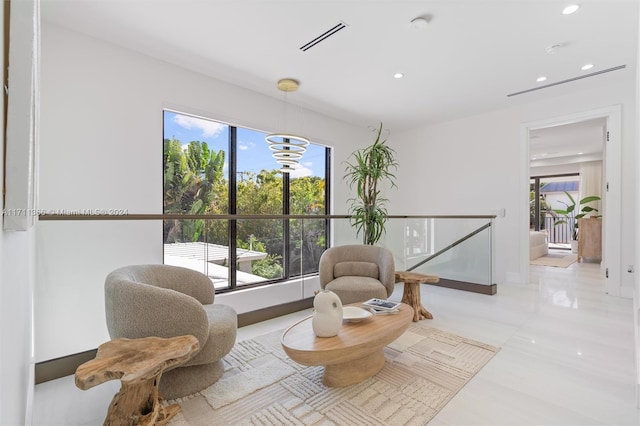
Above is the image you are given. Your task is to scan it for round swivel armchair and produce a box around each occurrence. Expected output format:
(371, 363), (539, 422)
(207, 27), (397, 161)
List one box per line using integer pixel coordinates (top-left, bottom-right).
(104, 264), (237, 400)
(318, 244), (396, 305)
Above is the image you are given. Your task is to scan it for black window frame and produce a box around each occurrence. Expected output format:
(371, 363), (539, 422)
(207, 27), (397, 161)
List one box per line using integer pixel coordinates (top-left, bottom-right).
(163, 110), (330, 293)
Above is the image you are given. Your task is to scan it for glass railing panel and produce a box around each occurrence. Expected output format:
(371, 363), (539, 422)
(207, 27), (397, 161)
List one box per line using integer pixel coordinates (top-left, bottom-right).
(36, 219), (162, 360)
(381, 217), (493, 286)
(163, 217), (327, 290)
(290, 218), (327, 277)
(413, 224), (492, 285)
(163, 219), (231, 290)
(330, 217), (363, 246)
(377, 218), (420, 271)
(44, 214), (496, 293)
(235, 218), (283, 286)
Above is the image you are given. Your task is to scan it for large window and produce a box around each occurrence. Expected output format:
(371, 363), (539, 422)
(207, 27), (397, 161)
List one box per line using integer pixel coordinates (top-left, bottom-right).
(163, 110), (329, 291)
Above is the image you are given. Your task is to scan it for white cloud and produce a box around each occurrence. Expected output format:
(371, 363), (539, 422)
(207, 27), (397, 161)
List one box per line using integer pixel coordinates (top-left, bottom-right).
(289, 164), (313, 178)
(173, 115), (225, 138)
(238, 141), (256, 151)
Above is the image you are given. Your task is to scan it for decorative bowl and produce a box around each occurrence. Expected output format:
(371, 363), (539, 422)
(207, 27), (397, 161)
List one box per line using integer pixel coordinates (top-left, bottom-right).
(342, 306), (373, 323)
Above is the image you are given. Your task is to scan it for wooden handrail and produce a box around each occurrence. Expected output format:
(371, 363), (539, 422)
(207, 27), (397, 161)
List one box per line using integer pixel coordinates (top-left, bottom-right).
(37, 213), (496, 221)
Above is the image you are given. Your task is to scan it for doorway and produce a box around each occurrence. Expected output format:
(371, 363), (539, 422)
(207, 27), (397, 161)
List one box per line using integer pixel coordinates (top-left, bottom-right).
(520, 106), (621, 296)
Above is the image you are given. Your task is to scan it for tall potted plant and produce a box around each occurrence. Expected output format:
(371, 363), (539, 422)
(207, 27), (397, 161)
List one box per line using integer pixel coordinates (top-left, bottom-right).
(343, 123), (398, 245)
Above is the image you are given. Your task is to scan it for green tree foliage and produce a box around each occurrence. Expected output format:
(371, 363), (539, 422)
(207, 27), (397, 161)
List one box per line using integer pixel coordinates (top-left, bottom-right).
(164, 139), (225, 242)
(237, 170), (283, 215)
(164, 138), (194, 214)
(250, 255), (284, 279)
(235, 169), (284, 255)
(290, 176), (325, 214)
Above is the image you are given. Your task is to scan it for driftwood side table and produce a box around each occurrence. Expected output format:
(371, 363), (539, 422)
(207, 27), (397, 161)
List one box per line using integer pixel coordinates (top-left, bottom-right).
(75, 335), (199, 426)
(395, 271), (440, 321)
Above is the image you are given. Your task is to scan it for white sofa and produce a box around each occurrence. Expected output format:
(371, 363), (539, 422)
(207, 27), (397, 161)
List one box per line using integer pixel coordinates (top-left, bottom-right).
(530, 231), (548, 260)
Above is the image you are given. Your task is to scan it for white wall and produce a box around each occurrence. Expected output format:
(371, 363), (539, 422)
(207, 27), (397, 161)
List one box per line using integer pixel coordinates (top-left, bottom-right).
(36, 23), (369, 362)
(1, 1), (37, 424)
(635, 1), (640, 406)
(390, 77), (636, 288)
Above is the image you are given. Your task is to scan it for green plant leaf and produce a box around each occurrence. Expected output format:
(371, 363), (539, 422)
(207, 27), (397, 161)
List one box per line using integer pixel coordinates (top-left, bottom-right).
(580, 195), (601, 204)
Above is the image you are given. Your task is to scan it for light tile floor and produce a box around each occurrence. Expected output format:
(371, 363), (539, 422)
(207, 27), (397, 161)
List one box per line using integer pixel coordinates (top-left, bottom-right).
(33, 260), (640, 425)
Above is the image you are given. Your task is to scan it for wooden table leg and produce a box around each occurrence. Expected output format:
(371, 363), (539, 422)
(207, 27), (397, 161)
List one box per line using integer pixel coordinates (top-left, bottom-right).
(323, 349), (386, 387)
(401, 281), (433, 321)
(104, 375), (180, 426)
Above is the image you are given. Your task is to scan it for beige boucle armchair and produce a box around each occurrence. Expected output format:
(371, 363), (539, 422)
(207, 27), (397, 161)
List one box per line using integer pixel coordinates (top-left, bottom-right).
(104, 264), (237, 400)
(319, 245), (396, 305)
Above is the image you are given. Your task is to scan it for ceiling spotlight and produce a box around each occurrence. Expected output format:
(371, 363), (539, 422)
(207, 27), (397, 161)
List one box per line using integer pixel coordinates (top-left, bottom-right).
(536, 76), (547, 82)
(394, 73), (404, 79)
(562, 4), (580, 15)
(581, 63), (594, 70)
(409, 17), (429, 29)
(545, 43), (563, 54)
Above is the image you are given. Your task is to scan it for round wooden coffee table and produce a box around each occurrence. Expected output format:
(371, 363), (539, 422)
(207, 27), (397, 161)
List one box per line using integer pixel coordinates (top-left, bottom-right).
(281, 303), (413, 387)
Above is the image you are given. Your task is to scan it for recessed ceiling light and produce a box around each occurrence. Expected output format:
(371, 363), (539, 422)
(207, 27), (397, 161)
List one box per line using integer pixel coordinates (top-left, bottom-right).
(537, 76), (547, 82)
(578, 152), (584, 155)
(545, 43), (563, 54)
(409, 17), (428, 30)
(581, 63), (594, 70)
(562, 4), (580, 15)
(393, 73), (404, 79)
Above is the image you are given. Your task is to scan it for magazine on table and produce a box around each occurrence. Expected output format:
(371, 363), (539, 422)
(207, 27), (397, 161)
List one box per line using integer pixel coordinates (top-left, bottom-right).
(362, 298), (402, 312)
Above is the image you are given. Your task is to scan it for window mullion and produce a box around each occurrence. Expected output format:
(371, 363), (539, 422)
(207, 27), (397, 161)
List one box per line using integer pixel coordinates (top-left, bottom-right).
(229, 126), (238, 289)
(283, 142), (291, 279)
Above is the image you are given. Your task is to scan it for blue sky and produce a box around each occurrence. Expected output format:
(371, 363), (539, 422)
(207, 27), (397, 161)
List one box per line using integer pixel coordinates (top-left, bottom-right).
(163, 111), (325, 178)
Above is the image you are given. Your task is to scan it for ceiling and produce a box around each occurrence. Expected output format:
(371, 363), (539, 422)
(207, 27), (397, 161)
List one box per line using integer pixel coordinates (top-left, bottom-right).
(529, 117), (606, 166)
(40, 0), (638, 134)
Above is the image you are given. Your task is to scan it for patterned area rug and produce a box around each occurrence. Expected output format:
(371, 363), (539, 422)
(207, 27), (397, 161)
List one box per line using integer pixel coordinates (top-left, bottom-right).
(530, 253), (578, 268)
(167, 323), (499, 425)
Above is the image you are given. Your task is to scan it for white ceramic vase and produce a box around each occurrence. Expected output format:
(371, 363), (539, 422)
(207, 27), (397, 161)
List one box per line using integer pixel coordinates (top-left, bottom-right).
(312, 289), (343, 337)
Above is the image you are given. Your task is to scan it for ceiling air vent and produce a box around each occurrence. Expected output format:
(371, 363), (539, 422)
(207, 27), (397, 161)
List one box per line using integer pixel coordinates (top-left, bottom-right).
(507, 65), (626, 97)
(300, 21), (348, 52)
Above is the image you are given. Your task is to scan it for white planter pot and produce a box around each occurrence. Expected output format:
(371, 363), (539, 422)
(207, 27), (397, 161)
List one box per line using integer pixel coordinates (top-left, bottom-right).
(570, 240), (578, 253)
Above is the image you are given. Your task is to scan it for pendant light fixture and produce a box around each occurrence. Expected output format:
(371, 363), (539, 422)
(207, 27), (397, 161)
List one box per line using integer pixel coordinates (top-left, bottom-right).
(266, 78), (310, 173)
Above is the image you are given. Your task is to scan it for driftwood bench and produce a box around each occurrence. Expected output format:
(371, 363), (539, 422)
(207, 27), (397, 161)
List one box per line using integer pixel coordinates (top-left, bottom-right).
(395, 271), (440, 321)
(75, 335), (199, 426)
